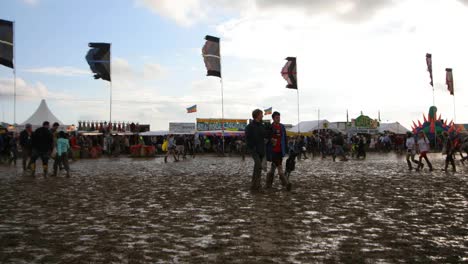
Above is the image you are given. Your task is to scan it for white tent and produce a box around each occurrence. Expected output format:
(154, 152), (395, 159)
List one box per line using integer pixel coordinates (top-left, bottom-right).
(288, 120), (336, 133)
(378, 122), (410, 134)
(21, 99), (63, 126)
(140, 130), (170, 136)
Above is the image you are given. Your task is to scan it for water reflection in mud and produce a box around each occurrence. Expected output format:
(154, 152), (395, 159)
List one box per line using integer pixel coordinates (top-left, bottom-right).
(0, 153), (466, 263)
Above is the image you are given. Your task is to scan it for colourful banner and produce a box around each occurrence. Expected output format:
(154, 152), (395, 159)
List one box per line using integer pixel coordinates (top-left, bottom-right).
(196, 118), (247, 131)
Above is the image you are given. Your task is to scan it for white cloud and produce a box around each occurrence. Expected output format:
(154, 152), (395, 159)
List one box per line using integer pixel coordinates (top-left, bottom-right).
(0, 78), (49, 99)
(143, 63), (168, 80)
(24, 66), (89, 77)
(21, 0), (38, 6)
(207, 0), (468, 128)
(135, 0), (205, 26)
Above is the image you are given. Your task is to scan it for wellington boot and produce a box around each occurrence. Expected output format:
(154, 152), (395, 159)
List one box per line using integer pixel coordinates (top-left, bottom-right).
(30, 163), (36, 177)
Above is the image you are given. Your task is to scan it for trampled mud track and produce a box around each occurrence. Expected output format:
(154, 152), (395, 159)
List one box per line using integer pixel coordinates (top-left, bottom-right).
(0, 153), (467, 263)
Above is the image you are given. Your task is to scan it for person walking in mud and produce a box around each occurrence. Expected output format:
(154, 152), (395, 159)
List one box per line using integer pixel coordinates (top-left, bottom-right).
(53, 131), (71, 177)
(405, 132), (420, 171)
(29, 121), (54, 177)
(416, 131), (433, 171)
(164, 134), (178, 163)
(442, 132), (456, 172)
(265, 112), (291, 191)
(356, 135), (367, 159)
(245, 109), (267, 191)
(332, 132), (348, 162)
(19, 124), (33, 172)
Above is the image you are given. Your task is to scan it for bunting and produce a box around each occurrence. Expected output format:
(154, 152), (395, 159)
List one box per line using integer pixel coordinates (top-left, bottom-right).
(281, 57), (297, 89)
(446, 68), (454, 95)
(264, 107), (272, 115)
(0, 19), (14, 69)
(202, 35), (221, 78)
(85, 42), (111, 81)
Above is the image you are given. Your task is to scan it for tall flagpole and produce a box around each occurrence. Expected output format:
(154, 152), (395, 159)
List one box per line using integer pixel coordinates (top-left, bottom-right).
(296, 58), (300, 134)
(297, 89), (300, 134)
(220, 78), (225, 154)
(453, 95), (456, 123)
(317, 108), (320, 132)
(219, 42), (225, 154)
(13, 21), (16, 125)
(109, 43), (112, 124)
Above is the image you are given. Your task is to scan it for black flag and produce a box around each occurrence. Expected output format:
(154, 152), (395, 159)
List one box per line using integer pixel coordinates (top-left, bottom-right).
(202, 35), (221, 77)
(86, 42), (111, 81)
(446, 68), (454, 95)
(281, 57), (297, 89)
(426, 53), (433, 87)
(0, 19), (14, 69)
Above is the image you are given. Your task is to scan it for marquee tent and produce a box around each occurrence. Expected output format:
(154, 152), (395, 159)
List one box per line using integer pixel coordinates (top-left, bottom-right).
(378, 122), (410, 134)
(21, 99), (63, 126)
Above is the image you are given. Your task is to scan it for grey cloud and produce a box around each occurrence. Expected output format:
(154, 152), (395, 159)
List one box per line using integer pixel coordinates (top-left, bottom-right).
(254, 0), (393, 22)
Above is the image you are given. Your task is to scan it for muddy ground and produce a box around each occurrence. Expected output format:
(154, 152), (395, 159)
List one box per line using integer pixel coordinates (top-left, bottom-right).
(0, 153), (467, 263)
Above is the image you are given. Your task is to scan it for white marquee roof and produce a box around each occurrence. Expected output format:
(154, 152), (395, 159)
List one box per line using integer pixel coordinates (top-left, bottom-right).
(21, 99), (63, 126)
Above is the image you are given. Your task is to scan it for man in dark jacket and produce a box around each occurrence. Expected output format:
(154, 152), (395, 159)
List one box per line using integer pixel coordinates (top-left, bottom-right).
(245, 109), (266, 191)
(19, 123), (33, 171)
(29, 121), (53, 177)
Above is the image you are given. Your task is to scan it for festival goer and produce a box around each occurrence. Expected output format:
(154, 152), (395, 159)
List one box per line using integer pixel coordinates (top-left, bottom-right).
(53, 131), (71, 177)
(7, 132), (18, 166)
(265, 112), (291, 191)
(332, 132), (348, 162)
(296, 136), (307, 160)
(416, 131), (433, 171)
(19, 124), (33, 171)
(405, 132), (420, 171)
(442, 132), (456, 172)
(460, 138), (468, 163)
(164, 134), (178, 163)
(356, 135), (367, 159)
(175, 135), (185, 160)
(245, 109), (266, 191)
(29, 121), (53, 177)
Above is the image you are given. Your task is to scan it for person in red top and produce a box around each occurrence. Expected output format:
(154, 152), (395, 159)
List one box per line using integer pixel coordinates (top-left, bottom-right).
(266, 112), (291, 191)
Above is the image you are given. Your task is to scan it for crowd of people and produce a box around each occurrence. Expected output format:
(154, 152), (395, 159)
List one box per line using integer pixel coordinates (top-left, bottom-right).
(1, 116), (467, 184)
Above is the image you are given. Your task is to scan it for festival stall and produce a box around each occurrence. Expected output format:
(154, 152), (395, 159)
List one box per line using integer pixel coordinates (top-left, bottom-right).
(196, 130), (244, 137)
(76, 131), (103, 158)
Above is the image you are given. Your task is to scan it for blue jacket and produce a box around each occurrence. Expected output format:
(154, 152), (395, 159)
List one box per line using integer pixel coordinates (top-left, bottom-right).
(266, 123), (287, 161)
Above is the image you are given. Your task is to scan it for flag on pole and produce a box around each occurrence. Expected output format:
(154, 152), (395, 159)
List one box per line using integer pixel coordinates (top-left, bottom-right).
(0, 19), (14, 69)
(346, 109), (349, 123)
(86, 42), (111, 81)
(187, 105), (197, 113)
(281, 57), (297, 89)
(264, 107), (272, 115)
(446, 68), (454, 95)
(202, 35), (221, 78)
(426, 53), (433, 87)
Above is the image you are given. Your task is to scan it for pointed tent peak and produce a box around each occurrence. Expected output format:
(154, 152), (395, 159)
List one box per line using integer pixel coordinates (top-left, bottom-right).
(412, 120), (417, 128)
(423, 113), (427, 122)
(20, 99), (63, 126)
(449, 120), (454, 127)
(438, 114), (442, 121)
(418, 120), (422, 127)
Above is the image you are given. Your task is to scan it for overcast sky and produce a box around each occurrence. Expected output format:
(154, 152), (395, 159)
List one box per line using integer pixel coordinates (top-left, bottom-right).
(1, 0), (468, 129)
